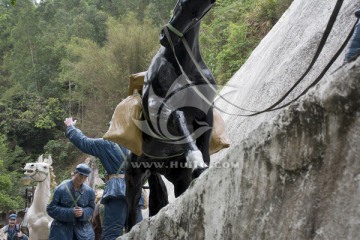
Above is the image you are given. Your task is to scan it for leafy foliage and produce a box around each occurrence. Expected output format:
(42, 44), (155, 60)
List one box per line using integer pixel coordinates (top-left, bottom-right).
(0, 173), (24, 211)
(58, 13), (158, 134)
(201, 0), (293, 85)
(0, 90), (65, 158)
(0, 137), (24, 211)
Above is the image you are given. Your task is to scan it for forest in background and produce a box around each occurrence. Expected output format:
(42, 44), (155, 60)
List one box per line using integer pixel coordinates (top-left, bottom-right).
(0, 0), (292, 210)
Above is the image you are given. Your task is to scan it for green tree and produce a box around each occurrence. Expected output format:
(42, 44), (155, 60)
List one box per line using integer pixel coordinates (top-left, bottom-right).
(3, 0), (42, 91)
(201, 0), (293, 85)
(144, 0), (176, 27)
(58, 14), (159, 134)
(2, 0), (110, 98)
(0, 0), (31, 95)
(0, 160), (24, 211)
(0, 136), (24, 211)
(0, 89), (65, 158)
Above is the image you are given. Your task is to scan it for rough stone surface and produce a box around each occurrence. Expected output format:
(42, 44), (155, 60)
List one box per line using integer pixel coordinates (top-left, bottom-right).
(119, 0), (360, 239)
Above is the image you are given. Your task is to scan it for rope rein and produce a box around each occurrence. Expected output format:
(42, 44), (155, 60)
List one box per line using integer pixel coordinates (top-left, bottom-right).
(29, 167), (49, 183)
(242, 0), (355, 116)
(256, 17), (359, 114)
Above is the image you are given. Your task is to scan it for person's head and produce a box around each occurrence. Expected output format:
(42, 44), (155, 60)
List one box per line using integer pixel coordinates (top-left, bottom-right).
(8, 214), (17, 227)
(73, 163), (91, 186)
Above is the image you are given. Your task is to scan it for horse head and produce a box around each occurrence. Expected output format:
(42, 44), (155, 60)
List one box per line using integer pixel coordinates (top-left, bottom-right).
(160, 0), (216, 47)
(24, 155), (53, 182)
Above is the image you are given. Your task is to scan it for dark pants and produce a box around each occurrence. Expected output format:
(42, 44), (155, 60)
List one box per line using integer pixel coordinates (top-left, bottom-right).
(102, 198), (127, 240)
(136, 206), (143, 223)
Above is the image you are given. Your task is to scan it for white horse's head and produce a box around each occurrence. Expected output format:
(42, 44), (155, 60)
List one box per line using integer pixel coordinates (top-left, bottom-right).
(24, 155), (53, 182)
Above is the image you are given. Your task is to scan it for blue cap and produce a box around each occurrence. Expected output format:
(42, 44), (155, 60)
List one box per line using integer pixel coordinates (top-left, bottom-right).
(9, 214), (17, 220)
(75, 164), (92, 177)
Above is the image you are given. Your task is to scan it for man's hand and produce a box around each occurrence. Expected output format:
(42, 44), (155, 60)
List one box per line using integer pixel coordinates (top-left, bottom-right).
(74, 206), (83, 218)
(64, 117), (77, 127)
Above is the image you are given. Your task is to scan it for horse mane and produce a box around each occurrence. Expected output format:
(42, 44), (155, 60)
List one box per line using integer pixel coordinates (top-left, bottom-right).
(49, 166), (57, 190)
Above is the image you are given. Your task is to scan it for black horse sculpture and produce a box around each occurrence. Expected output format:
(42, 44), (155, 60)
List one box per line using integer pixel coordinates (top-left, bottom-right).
(126, 0), (217, 231)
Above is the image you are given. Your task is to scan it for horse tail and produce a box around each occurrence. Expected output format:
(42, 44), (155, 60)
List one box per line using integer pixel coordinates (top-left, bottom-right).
(148, 173), (169, 216)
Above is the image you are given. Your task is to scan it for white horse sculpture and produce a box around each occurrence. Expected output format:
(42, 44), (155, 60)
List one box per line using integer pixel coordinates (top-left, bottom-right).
(23, 155), (56, 240)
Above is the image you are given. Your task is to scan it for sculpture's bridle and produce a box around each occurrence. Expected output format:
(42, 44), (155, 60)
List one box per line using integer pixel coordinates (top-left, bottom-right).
(25, 164), (49, 183)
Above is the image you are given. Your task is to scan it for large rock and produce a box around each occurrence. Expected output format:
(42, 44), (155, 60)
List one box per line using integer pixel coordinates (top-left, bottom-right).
(120, 0), (360, 239)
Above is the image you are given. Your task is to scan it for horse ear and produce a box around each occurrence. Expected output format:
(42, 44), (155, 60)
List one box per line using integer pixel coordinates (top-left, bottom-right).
(38, 154), (44, 163)
(45, 155), (53, 166)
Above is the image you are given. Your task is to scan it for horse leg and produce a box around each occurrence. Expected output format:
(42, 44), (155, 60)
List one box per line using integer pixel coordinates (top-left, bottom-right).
(165, 166), (192, 197)
(148, 173), (169, 216)
(125, 156), (147, 232)
(194, 108), (213, 166)
(174, 110), (208, 178)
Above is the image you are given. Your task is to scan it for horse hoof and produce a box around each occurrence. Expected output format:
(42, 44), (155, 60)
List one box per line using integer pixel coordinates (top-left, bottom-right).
(192, 167), (208, 179)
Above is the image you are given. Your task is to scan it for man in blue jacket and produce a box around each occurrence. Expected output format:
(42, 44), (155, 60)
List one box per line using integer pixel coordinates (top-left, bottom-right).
(0, 214), (28, 240)
(64, 117), (131, 239)
(47, 164), (95, 240)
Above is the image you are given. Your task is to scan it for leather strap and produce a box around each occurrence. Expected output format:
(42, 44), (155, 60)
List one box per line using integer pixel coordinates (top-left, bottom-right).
(108, 174), (125, 179)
